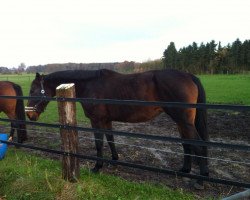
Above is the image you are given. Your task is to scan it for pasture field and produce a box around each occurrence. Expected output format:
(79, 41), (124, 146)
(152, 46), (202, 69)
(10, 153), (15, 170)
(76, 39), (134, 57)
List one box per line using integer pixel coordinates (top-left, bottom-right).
(0, 73), (249, 123)
(0, 73), (249, 199)
(0, 148), (194, 200)
(199, 74), (250, 105)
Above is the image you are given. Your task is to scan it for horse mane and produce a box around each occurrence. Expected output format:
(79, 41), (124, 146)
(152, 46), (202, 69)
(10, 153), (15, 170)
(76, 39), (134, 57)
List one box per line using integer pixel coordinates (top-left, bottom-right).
(44, 69), (118, 82)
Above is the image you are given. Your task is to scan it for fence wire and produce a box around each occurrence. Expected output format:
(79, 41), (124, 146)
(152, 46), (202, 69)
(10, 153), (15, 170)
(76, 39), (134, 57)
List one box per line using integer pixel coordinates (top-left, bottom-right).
(10, 126), (250, 166)
(0, 95), (249, 188)
(0, 139), (249, 188)
(1, 117), (249, 152)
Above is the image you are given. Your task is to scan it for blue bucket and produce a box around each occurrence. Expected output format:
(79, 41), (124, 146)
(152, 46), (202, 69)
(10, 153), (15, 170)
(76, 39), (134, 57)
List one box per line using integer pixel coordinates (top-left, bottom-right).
(0, 133), (8, 160)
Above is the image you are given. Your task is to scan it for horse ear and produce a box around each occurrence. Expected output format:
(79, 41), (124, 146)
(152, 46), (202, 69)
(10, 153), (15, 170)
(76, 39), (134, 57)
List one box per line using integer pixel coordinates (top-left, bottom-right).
(36, 73), (40, 79)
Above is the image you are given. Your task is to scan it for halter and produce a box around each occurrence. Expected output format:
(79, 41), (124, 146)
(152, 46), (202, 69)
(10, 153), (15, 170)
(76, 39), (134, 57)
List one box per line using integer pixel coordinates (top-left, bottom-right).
(40, 79), (45, 95)
(25, 78), (46, 113)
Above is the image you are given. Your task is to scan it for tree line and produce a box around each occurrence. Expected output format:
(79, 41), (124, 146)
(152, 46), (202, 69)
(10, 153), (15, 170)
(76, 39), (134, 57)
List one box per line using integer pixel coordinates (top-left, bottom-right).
(25, 61), (140, 74)
(163, 39), (250, 74)
(1, 39), (249, 75)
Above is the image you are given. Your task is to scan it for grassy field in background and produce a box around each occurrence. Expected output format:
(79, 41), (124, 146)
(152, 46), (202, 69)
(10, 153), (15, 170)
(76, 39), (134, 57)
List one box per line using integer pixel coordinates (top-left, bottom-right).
(199, 74), (250, 105)
(0, 74), (250, 124)
(0, 73), (250, 123)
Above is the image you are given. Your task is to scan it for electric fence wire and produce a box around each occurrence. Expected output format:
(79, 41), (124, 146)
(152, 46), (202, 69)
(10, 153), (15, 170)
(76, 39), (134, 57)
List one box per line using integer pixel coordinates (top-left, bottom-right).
(4, 126), (250, 166)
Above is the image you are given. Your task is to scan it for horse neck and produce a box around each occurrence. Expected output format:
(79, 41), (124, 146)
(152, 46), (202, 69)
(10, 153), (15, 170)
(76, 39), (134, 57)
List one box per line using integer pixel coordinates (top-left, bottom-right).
(45, 78), (80, 96)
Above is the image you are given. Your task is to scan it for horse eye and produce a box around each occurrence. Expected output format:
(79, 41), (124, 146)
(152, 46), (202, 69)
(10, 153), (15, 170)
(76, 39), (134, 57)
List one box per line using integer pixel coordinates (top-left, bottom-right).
(30, 89), (35, 95)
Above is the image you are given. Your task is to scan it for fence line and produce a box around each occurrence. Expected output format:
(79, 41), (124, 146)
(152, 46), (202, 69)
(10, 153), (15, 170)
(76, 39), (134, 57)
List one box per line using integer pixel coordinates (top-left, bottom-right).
(0, 95), (249, 188)
(1, 95), (250, 111)
(2, 125), (249, 166)
(1, 140), (249, 188)
(1, 118), (249, 152)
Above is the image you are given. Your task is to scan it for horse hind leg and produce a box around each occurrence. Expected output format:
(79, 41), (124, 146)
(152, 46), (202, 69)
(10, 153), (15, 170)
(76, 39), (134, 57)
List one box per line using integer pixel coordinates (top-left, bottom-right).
(5, 112), (16, 142)
(177, 122), (208, 189)
(91, 120), (109, 173)
(180, 143), (192, 173)
(8, 120), (23, 143)
(17, 124), (27, 143)
(91, 120), (119, 173)
(9, 122), (23, 143)
(8, 122), (16, 141)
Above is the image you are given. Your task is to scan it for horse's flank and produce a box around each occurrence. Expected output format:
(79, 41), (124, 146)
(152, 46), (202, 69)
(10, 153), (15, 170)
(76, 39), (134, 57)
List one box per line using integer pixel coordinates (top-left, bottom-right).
(0, 81), (27, 143)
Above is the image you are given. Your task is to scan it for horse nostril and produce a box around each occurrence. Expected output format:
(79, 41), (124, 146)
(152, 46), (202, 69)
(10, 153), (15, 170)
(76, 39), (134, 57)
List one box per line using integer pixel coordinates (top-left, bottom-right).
(29, 115), (34, 121)
(26, 112), (38, 121)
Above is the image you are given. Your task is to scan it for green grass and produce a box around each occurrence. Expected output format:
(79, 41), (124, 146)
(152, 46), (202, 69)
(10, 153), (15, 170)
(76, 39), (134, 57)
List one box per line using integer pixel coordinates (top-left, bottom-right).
(0, 148), (194, 200)
(199, 74), (250, 105)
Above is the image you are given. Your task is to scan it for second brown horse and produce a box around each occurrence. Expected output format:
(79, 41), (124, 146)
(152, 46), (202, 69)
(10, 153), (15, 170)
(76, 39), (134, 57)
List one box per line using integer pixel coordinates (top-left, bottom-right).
(0, 81), (27, 143)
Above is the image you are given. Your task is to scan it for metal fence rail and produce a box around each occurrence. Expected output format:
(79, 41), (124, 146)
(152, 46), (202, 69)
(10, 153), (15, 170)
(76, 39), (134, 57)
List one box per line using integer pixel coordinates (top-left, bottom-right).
(1, 140), (249, 188)
(1, 118), (249, 152)
(1, 95), (250, 111)
(0, 95), (249, 189)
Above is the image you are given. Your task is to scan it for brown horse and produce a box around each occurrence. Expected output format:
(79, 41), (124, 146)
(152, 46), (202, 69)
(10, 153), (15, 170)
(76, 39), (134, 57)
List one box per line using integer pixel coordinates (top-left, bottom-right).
(0, 81), (27, 143)
(26, 69), (209, 188)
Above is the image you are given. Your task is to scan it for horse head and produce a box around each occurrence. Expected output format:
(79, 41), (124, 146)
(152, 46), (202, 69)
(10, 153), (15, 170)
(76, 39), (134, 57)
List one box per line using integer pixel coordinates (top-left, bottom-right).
(26, 73), (54, 121)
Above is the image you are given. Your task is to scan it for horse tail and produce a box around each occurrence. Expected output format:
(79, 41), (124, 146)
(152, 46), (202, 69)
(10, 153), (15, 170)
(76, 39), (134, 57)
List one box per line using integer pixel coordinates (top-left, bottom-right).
(191, 75), (208, 141)
(12, 83), (27, 142)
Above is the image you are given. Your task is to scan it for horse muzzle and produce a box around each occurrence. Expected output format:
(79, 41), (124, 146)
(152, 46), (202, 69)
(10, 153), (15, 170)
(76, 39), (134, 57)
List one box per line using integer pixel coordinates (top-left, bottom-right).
(25, 107), (40, 121)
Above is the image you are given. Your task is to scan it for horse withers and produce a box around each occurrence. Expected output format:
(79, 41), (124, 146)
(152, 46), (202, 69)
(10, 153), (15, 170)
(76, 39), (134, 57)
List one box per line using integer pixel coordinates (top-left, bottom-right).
(26, 69), (209, 189)
(0, 81), (27, 143)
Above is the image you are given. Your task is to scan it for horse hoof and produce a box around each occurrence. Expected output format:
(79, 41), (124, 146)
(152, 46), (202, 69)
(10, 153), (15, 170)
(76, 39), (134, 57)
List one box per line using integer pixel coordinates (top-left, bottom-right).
(108, 161), (117, 167)
(193, 182), (205, 190)
(182, 177), (191, 184)
(8, 136), (13, 142)
(179, 168), (191, 174)
(91, 167), (100, 174)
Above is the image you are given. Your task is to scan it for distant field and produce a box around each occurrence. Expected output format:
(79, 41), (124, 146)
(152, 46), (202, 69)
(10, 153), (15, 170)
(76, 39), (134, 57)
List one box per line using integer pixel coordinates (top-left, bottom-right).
(199, 74), (250, 105)
(0, 73), (249, 123)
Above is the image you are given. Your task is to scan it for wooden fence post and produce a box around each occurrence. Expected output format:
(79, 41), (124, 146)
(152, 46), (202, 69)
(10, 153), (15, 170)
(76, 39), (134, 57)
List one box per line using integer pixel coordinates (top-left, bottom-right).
(56, 83), (80, 182)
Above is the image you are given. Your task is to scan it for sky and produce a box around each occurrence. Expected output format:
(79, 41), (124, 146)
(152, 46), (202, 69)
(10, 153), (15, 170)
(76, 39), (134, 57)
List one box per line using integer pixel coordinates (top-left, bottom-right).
(0, 0), (249, 68)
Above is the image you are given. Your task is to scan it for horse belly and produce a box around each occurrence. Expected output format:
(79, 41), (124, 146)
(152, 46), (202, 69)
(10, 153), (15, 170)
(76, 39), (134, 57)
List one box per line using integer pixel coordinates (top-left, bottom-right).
(111, 105), (163, 123)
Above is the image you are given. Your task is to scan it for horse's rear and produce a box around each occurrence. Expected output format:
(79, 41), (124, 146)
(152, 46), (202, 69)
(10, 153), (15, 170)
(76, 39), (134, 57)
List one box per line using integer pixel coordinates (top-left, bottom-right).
(0, 82), (17, 117)
(95, 69), (208, 188)
(0, 81), (27, 143)
(154, 69), (208, 188)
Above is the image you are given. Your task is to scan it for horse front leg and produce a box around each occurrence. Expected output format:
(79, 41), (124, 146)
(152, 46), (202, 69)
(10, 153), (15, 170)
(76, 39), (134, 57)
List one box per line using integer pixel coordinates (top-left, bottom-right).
(104, 121), (118, 162)
(91, 120), (105, 173)
(180, 144), (192, 173)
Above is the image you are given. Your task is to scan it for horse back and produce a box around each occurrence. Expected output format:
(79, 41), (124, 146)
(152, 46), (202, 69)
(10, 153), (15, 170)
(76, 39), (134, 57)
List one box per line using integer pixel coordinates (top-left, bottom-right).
(153, 69), (199, 103)
(81, 71), (163, 122)
(0, 81), (16, 96)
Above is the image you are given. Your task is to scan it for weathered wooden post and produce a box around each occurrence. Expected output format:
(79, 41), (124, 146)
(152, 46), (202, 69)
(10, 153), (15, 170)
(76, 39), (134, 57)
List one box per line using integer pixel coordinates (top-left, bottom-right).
(56, 83), (80, 182)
